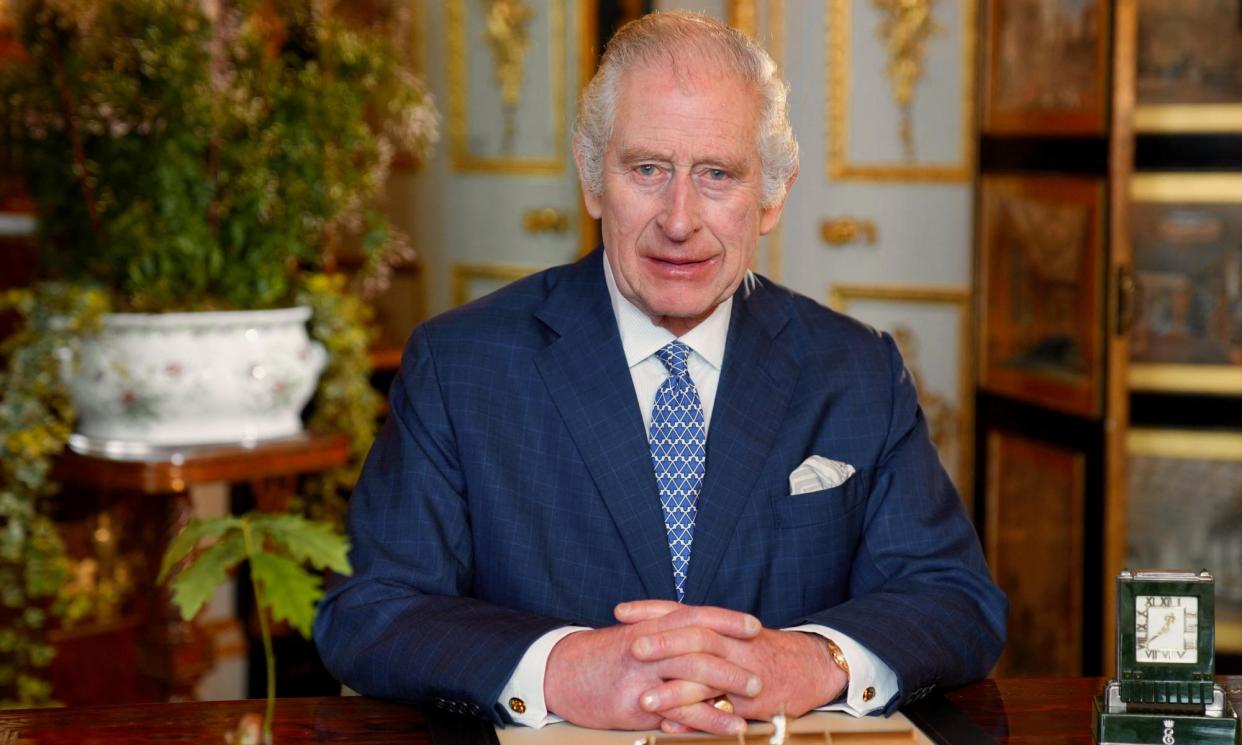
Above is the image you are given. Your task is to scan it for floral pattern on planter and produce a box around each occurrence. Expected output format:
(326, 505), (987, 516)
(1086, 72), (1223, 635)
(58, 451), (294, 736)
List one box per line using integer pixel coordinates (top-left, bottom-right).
(62, 307), (326, 446)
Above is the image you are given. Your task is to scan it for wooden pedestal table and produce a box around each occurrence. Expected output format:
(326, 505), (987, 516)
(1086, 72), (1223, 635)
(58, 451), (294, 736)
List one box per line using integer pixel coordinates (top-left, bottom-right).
(51, 433), (349, 703)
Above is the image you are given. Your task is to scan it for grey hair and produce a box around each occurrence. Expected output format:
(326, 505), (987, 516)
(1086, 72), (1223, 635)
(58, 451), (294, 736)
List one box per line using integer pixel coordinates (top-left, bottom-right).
(575, 11), (798, 207)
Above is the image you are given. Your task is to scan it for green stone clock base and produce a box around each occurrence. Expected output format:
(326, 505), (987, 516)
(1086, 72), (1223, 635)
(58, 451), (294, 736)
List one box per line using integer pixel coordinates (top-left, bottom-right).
(1094, 683), (1240, 745)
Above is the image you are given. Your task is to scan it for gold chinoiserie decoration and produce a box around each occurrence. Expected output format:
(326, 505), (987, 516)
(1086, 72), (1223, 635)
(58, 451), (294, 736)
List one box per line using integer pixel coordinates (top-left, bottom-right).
(829, 284), (973, 508)
(828, 0), (975, 182)
(448, 0), (565, 174)
(872, 0), (941, 163)
(483, 0), (535, 153)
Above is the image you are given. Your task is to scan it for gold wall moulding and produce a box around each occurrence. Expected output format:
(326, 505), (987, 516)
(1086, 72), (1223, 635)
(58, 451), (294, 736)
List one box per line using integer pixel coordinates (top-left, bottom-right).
(727, 0), (758, 39)
(828, 0), (975, 182)
(828, 283), (973, 506)
(451, 262), (539, 306)
(726, 0), (785, 62)
(820, 217), (878, 247)
(727, 0), (784, 279)
(447, 0), (566, 174)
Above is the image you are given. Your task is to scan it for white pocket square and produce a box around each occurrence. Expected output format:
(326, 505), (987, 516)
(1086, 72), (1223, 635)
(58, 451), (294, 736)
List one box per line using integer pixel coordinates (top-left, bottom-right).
(788, 455), (856, 495)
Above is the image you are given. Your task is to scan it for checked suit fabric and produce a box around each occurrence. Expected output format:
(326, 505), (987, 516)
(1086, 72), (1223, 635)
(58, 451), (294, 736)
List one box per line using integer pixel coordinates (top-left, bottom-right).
(649, 340), (707, 601)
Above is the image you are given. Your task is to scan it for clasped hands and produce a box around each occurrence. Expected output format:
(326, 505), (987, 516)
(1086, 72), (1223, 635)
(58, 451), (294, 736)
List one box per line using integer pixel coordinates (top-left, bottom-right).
(543, 600), (847, 736)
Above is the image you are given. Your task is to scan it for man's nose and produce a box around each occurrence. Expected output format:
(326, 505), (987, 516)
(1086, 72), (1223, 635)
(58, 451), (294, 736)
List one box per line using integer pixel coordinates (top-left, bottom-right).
(656, 173), (701, 241)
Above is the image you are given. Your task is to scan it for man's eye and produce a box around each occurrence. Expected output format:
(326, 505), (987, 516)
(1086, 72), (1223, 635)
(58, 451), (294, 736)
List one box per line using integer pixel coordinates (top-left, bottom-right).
(706, 168), (728, 180)
(636, 164), (658, 176)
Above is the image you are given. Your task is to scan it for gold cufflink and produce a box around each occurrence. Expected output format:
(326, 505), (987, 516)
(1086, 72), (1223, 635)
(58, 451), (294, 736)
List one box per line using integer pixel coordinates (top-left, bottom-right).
(862, 686), (875, 702)
(508, 697), (527, 714)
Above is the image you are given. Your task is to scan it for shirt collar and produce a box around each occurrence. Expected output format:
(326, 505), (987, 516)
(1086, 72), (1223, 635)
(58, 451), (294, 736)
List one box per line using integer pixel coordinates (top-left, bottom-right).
(603, 253), (731, 371)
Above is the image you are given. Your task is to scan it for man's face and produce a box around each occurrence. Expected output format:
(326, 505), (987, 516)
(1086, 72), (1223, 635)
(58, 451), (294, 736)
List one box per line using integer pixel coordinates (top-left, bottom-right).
(578, 62), (791, 336)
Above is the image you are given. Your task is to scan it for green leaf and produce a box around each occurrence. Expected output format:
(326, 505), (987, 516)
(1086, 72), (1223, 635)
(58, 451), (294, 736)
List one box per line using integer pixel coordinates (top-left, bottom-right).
(167, 532), (246, 621)
(249, 514), (351, 576)
(249, 552), (322, 638)
(158, 516), (243, 583)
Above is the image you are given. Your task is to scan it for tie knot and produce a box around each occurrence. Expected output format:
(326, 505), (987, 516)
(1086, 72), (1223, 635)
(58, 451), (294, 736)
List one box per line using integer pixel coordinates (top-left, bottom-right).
(655, 340), (692, 379)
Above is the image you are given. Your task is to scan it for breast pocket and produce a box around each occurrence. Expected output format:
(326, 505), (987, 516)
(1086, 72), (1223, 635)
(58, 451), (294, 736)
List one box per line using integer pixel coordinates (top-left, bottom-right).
(771, 471), (870, 529)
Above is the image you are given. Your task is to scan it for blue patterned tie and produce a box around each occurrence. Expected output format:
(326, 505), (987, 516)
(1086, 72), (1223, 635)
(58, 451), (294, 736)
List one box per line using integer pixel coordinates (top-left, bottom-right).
(649, 341), (706, 602)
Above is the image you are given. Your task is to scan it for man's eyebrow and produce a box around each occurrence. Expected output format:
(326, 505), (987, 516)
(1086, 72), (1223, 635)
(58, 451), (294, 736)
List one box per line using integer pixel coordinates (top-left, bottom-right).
(616, 146), (750, 174)
(616, 146), (671, 164)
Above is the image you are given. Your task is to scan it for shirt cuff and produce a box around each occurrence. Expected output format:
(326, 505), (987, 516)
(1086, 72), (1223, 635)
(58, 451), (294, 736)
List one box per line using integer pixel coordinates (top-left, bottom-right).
(497, 626), (590, 727)
(785, 624), (897, 715)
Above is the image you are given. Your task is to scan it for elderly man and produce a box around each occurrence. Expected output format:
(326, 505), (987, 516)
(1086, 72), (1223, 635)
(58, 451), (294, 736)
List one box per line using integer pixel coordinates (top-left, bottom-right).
(314, 11), (1005, 737)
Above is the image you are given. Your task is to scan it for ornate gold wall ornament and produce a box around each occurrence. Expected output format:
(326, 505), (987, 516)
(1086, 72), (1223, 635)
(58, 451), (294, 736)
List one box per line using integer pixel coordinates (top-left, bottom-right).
(892, 324), (957, 465)
(820, 217), (878, 246)
(482, 0), (535, 152)
(447, 0), (565, 174)
(828, 0), (975, 182)
(872, 0), (941, 163)
(829, 284), (973, 505)
(522, 206), (570, 234)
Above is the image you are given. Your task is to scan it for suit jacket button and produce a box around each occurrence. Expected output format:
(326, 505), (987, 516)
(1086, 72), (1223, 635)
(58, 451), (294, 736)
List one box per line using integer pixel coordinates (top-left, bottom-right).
(862, 686), (875, 702)
(509, 697), (527, 714)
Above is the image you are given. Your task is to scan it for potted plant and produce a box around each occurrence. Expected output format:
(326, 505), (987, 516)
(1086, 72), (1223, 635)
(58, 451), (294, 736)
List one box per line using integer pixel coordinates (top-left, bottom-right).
(159, 511), (351, 745)
(0, 0), (437, 707)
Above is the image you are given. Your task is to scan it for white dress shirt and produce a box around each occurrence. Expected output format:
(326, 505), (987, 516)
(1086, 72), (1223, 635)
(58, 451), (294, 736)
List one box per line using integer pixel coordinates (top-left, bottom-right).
(497, 260), (897, 726)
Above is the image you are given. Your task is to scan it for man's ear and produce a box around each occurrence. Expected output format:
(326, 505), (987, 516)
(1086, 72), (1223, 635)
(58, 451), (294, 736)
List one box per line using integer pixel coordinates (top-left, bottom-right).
(759, 164), (798, 236)
(573, 138), (604, 219)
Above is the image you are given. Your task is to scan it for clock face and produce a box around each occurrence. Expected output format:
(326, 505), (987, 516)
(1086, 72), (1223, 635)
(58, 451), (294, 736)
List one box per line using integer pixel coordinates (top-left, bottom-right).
(1135, 595), (1198, 663)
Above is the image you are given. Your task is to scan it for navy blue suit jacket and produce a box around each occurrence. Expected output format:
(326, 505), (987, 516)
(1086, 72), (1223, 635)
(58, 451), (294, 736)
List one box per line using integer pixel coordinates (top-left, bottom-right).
(313, 249), (1006, 722)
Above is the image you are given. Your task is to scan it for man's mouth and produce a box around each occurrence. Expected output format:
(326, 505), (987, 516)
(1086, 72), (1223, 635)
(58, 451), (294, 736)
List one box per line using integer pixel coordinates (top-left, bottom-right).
(642, 254), (719, 279)
(645, 254), (716, 266)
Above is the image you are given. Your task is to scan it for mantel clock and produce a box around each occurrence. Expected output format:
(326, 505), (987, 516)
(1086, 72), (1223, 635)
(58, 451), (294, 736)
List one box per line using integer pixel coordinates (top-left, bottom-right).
(1094, 570), (1239, 745)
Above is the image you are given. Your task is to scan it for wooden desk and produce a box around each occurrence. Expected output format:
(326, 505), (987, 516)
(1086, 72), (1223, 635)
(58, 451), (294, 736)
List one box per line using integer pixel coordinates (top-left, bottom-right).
(1, 677), (1240, 744)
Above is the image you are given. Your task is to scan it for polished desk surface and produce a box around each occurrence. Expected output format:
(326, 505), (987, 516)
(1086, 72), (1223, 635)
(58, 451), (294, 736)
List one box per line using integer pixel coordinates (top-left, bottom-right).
(0, 678), (1240, 744)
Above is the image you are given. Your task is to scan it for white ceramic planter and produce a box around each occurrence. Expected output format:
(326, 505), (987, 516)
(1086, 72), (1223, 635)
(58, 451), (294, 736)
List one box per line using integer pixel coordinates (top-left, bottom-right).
(62, 307), (326, 447)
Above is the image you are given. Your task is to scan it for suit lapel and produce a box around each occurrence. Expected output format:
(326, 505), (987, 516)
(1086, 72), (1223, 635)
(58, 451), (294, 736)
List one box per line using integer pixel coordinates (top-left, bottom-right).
(533, 251), (678, 601)
(683, 278), (798, 606)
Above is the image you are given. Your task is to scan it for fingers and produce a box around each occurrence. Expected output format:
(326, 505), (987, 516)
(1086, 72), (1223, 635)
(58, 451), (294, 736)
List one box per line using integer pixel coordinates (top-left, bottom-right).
(638, 679), (719, 713)
(660, 720), (694, 735)
(654, 701), (747, 737)
(632, 624), (728, 660)
(614, 599), (683, 623)
(615, 601), (762, 640)
(652, 652), (762, 698)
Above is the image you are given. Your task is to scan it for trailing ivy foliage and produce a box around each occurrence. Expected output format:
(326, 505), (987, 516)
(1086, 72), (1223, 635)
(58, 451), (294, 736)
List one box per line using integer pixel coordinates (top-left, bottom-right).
(298, 273), (381, 527)
(0, 284), (108, 707)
